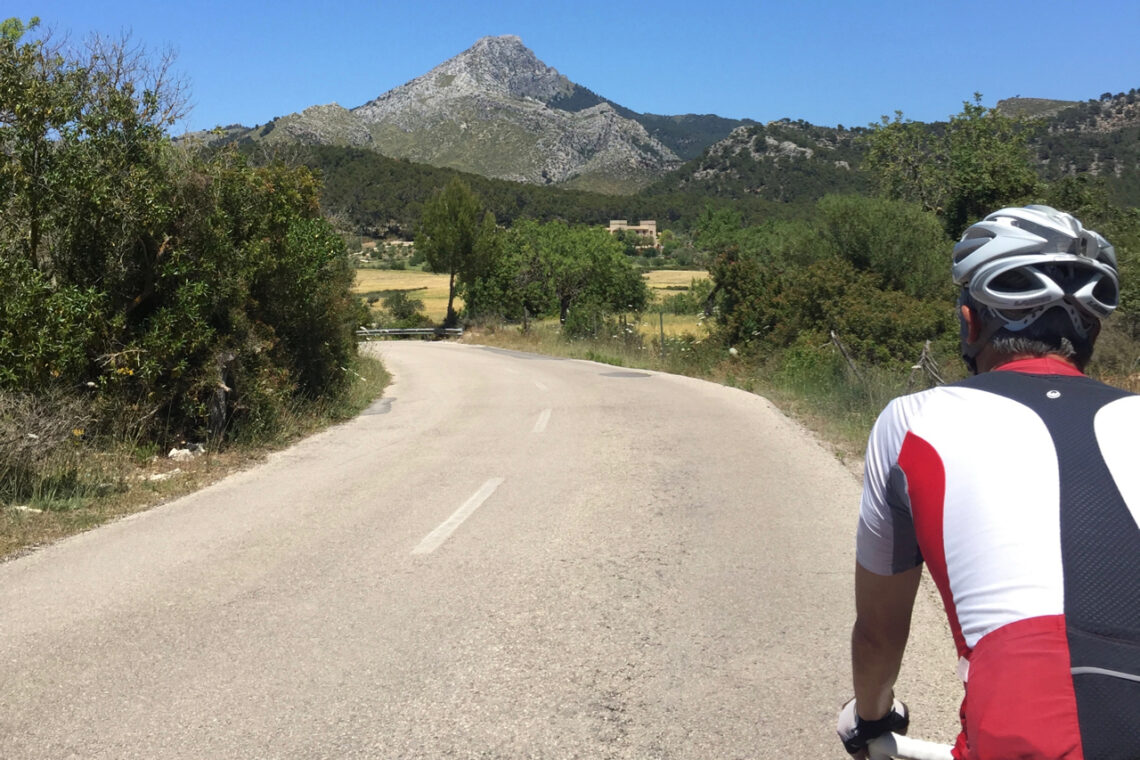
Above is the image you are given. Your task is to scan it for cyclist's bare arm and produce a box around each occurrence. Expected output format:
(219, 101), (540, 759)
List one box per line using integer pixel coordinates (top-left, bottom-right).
(852, 563), (922, 718)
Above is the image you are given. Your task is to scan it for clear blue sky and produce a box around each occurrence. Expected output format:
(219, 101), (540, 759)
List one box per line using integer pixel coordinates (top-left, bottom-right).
(10, 0), (1140, 134)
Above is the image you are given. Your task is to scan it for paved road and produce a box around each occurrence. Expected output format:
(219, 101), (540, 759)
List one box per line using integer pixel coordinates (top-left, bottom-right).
(0, 342), (960, 758)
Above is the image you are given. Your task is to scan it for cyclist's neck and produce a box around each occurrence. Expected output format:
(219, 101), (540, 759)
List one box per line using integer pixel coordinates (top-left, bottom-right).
(981, 352), (1082, 375)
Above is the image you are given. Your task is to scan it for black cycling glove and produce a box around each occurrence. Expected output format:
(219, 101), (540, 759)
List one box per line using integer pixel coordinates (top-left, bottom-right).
(836, 697), (909, 755)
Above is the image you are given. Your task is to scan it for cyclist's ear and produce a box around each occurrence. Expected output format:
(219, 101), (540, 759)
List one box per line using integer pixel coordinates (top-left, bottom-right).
(960, 304), (982, 343)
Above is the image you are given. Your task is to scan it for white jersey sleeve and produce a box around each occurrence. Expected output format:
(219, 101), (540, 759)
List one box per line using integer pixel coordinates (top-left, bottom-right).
(856, 395), (920, 576)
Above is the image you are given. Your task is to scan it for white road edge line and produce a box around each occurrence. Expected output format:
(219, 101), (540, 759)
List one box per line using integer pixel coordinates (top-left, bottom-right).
(412, 478), (505, 555)
(533, 408), (552, 433)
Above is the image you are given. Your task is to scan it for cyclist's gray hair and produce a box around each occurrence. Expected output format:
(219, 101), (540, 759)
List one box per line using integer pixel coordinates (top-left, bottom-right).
(989, 335), (1078, 361)
(960, 290), (1098, 369)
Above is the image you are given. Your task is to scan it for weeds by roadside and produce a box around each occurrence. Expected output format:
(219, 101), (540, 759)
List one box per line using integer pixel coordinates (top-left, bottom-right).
(0, 355), (390, 561)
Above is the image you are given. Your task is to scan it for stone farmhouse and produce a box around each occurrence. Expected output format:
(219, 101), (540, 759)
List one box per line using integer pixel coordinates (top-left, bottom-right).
(608, 220), (659, 249)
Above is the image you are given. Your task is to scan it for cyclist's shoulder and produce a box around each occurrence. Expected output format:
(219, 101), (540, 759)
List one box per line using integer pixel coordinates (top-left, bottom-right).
(870, 374), (1070, 440)
(876, 382), (982, 424)
(874, 366), (1137, 441)
(958, 365), (1138, 405)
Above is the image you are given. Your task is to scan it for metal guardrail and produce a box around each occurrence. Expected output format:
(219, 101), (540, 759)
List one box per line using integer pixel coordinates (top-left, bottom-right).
(356, 327), (464, 340)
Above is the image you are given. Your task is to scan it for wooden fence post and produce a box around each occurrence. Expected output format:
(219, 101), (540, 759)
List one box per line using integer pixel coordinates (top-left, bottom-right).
(829, 330), (866, 384)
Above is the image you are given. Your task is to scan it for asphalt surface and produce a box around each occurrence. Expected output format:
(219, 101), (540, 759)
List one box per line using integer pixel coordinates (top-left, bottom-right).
(0, 341), (961, 758)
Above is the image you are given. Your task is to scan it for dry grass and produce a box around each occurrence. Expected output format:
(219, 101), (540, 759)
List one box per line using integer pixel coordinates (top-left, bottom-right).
(1100, 373), (1140, 393)
(640, 269), (710, 337)
(641, 269), (709, 291)
(354, 269), (710, 327)
(1, 355), (391, 561)
(632, 312), (711, 338)
(472, 313), (707, 339)
(0, 451), (254, 560)
(353, 269), (458, 322)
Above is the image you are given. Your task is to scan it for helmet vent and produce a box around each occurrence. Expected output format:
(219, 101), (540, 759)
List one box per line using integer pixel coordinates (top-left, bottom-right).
(990, 268), (1037, 293)
(1093, 277), (1119, 307)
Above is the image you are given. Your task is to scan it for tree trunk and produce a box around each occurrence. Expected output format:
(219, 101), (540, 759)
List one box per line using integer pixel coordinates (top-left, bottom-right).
(445, 271), (457, 327)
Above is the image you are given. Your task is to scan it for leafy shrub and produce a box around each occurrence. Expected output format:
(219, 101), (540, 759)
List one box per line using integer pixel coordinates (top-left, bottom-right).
(774, 338), (847, 393)
(816, 195), (952, 300)
(658, 278), (715, 315)
(377, 291), (433, 328)
(562, 297), (608, 339)
(0, 22), (363, 447)
(0, 256), (103, 390)
(770, 257), (953, 366)
(712, 245), (953, 367)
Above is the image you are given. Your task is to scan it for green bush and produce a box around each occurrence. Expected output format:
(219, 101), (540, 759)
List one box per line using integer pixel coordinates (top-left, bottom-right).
(816, 195), (952, 300)
(711, 244), (953, 368)
(771, 258), (953, 366)
(562, 297), (609, 339)
(0, 256), (103, 390)
(0, 21), (363, 447)
(562, 300), (644, 353)
(659, 278), (715, 315)
(377, 291), (433, 328)
(774, 338), (847, 393)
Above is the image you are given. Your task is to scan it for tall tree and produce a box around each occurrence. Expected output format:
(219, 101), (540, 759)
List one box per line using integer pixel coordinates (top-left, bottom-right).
(415, 177), (482, 326)
(457, 210), (504, 320)
(863, 95), (1040, 237)
(0, 18), (187, 279)
(0, 17), (85, 268)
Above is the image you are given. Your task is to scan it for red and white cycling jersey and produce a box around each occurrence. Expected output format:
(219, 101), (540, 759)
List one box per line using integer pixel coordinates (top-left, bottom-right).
(858, 357), (1140, 760)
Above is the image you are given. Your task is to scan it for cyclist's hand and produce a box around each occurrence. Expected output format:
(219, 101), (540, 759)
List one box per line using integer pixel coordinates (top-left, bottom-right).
(836, 697), (909, 757)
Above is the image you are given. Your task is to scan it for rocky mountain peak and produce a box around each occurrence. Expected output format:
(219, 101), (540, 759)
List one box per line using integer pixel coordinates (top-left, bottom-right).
(200, 35), (712, 193)
(354, 35), (573, 122)
(451, 35), (572, 101)
(341, 35), (683, 191)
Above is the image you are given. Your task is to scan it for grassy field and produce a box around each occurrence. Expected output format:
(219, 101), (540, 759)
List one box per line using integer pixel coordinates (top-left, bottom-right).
(354, 268), (710, 335)
(632, 312), (711, 337)
(353, 269), (457, 322)
(642, 269), (710, 291)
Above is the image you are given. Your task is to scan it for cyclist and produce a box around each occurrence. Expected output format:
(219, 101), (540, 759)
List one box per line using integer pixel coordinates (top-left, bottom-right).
(837, 205), (1140, 759)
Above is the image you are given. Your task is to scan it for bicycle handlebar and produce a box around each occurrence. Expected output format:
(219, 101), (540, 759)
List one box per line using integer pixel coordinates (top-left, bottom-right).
(867, 732), (954, 760)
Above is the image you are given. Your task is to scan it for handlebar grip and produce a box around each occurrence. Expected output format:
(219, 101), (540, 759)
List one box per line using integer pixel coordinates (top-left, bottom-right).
(867, 732), (954, 760)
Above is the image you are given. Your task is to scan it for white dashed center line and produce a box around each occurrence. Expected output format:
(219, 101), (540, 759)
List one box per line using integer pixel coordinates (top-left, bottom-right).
(412, 478), (505, 555)
(533, 408), (552, 433)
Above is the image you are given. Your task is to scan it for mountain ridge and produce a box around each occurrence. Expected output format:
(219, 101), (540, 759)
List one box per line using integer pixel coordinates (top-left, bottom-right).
(184, 38), (1140, 202)
(188, 35), (753, 193)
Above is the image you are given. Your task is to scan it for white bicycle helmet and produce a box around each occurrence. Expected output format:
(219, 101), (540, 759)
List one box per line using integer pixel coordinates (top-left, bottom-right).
(953, 205), (1119, 336)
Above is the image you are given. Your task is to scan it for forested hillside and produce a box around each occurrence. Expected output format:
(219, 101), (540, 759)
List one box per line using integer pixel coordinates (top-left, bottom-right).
(1031, 91), (1140, 206)
(697, 98), (1140, 384)
(297, 91), (1140, 240)
(643, 120), (870, 202)
(295, 145), (790, 237)
(359, 96), (1140, 388)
